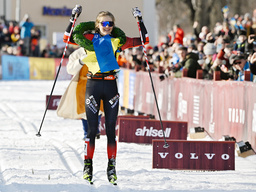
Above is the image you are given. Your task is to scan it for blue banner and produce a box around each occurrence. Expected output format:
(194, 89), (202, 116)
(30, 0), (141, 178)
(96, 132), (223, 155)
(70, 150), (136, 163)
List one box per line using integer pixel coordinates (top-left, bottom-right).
(2, 55), (30, 80)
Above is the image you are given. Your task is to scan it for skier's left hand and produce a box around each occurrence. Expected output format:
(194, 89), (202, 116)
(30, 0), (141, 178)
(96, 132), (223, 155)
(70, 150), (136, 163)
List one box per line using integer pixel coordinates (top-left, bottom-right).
(70, 5), (82, 22)
(132, 7), (142, 18)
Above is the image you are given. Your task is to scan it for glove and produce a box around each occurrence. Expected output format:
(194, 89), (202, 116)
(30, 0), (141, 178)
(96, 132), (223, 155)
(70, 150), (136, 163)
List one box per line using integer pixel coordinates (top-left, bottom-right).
(132, 7), (142, 18)
(70, 5), (82, 22)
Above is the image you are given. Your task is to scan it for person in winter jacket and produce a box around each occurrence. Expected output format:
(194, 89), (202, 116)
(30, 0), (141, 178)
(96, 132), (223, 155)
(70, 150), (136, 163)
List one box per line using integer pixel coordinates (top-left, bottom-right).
(171, 46), (201, 78)
(61, 5), (149, 184)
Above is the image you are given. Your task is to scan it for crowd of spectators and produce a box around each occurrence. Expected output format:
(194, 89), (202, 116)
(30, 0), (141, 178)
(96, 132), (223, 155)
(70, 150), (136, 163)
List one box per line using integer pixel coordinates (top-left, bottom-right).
(1, 9), (256, 82)
(118, 8), (256, 82)
(0, 14), (74, 58)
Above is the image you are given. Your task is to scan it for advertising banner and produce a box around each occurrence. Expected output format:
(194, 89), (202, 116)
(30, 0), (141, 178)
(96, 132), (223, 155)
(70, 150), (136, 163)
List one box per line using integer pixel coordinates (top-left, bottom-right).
(46, 95), (62, 110)
(153, 140), (235, 170)
(118, 118), (187, 144)
(29, 57), (55, 80)
(2, 55), (30, 80)
(134, 72), (155, 114)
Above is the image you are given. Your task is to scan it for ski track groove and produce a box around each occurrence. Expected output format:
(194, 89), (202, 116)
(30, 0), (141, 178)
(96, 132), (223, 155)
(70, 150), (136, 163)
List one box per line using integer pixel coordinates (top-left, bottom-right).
(49, 139), (83, 178)
(64, 141), (84, 164)
(0, 165), (6, 187)
(0, 102), (38, 134)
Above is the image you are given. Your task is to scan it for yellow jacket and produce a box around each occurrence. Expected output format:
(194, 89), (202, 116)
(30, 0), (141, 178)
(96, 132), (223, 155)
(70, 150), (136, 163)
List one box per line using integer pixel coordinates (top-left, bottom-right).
(57, 47), (103, 119)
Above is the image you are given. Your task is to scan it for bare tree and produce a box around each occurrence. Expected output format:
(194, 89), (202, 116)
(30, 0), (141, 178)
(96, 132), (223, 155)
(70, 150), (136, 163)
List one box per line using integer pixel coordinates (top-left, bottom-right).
(156, 0), (256, 39)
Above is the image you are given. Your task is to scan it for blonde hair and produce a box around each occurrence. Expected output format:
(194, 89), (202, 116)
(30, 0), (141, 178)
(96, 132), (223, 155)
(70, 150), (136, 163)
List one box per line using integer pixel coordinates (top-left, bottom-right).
(95, 11), (115, 34)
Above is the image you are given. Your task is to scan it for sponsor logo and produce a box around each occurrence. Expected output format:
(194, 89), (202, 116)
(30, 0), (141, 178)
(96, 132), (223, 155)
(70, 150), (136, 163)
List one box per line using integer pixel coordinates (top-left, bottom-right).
(158, 152), (230, 160)
(135, 126), (171, 137)
(43, 6), (72, 16)
(52, 98), (60, 107)
(228, 108), (245, 124)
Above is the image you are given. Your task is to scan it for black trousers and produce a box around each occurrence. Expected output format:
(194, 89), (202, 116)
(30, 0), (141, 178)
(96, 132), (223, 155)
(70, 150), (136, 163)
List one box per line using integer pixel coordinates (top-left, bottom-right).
(85, 79), (119, 146)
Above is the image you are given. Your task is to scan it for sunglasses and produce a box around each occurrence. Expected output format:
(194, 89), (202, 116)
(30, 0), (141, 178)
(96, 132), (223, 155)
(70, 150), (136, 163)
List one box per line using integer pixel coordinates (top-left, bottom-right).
(101, 21), (114, 27)
(234, 61), (241, 65)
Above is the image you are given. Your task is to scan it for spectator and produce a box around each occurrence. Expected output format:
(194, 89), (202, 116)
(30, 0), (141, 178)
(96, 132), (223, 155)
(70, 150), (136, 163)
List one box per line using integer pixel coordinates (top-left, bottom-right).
(212, 44), (235, 80)
(8, 22), (14, 34)
(234, 29), (248, 53)
(229, 53), (253, 81)
(30, 27), (40, 57)
(193, 21), (209, 42)
(19, 14), (34, 56)
(41, 49), (49, 58)
(1, 27), (12, 47)
(171, 46), (201, 78)
(10, 26), (20, 46)
(202, 42), (217, 79)
(196, 41), (206, 60)
(168, 24), (184, 45)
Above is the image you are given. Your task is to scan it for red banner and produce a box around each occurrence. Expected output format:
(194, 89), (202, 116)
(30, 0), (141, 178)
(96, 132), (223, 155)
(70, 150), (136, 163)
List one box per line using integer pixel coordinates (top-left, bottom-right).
(46, 95), (62, 110)
(153, 140), (235, 170)
(118, 118), (187, 144)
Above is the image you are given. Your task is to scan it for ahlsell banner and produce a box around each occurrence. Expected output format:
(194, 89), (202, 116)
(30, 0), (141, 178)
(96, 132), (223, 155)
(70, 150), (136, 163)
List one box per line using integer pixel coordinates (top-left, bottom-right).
(153, 140), (235, 171)
(118, 118), (187, 144)
(46, 95), (62, 110)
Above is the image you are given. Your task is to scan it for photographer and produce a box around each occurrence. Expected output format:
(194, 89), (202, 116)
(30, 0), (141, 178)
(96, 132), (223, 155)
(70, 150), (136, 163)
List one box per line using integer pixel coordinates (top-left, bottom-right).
(169, 46), (201, 78)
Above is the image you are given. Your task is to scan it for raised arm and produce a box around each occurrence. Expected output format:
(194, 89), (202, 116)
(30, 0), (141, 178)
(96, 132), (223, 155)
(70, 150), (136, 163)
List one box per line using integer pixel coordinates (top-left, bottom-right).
(63, 5), (82, 45)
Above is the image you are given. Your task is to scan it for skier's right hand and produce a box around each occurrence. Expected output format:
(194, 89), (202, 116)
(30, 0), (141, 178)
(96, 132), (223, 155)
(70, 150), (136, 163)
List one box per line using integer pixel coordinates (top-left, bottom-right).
(70, 5), (82, 22)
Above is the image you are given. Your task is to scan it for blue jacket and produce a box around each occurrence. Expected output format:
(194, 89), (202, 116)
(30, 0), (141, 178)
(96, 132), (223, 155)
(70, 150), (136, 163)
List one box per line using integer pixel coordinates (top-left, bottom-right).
(19, 21), (34, 38)
(236, 62), (253, 81)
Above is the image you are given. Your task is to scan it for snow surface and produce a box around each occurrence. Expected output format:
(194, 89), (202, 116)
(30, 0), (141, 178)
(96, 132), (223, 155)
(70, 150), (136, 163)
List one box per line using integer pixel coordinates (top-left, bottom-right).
(0, 80), (256, 192)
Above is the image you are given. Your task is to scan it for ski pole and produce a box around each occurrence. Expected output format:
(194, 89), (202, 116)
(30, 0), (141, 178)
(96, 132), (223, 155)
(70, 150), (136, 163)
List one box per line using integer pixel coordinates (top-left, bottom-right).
(36, 13), (78, 137)
(134, 9), (169, 148)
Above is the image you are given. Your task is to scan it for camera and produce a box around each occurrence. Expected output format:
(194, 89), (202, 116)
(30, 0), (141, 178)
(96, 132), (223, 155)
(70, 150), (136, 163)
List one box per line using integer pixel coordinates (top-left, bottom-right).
(159, 73), (169, 81)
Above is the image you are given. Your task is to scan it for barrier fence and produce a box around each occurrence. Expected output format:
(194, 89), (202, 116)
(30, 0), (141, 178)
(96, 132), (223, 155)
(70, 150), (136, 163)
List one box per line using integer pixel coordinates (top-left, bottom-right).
(130, 70), (256, 150)
(1, 55), (256, 149)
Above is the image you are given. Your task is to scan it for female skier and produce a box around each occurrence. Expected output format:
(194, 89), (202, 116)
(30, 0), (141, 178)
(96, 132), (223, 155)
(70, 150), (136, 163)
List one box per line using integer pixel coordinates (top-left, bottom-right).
(63, 5), (149, 184)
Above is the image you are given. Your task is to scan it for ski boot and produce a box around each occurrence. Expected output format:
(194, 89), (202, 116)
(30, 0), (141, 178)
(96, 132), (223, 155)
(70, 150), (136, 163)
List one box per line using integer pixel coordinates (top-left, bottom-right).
(107, 158), (117, 185)
(83, 159), (93, 184)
